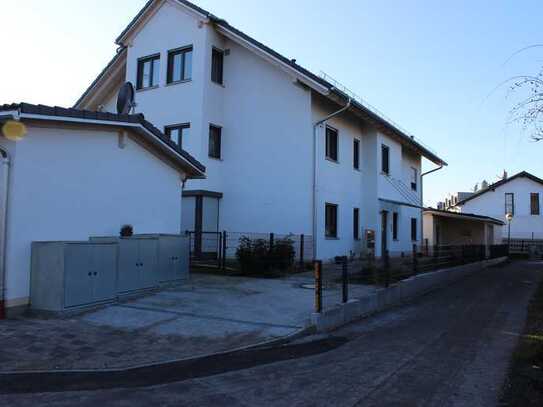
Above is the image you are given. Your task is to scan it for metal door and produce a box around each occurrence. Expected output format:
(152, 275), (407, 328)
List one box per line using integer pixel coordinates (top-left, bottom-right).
(64, 244), (93, 307)
(90, 244), (116, 302)
(117, 239), (141, 292)
(139, 238), (158, 288)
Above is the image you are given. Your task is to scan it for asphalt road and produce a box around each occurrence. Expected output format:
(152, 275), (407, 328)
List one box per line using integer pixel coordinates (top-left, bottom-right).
(2, 260), (541, 407)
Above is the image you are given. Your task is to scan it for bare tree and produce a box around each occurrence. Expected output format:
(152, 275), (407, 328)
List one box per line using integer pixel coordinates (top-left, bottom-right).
(507, 45), (543, 141)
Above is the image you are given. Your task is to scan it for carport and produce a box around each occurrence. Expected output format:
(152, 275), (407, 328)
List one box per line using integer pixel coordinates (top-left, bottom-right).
(423, 209), (504, 254)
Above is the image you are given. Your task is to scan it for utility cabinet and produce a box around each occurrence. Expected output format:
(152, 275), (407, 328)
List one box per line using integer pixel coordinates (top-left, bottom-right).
(155, 235), (190, 283)
(31, 241), (117, 312)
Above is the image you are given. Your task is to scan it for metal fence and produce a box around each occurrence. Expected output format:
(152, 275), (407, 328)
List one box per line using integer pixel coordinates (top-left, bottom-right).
(187, 231), (314, 275)
(506, 238), (543, 256)
(314, 244), (509, 312)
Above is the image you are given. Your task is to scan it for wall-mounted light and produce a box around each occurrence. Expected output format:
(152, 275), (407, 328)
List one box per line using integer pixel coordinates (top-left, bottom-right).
(2, 120), (27, 141)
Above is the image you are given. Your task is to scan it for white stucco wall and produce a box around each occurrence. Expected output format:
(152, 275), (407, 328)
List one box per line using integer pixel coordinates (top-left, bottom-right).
(460, 177), (543, 239)
(1, 124), (184, 307)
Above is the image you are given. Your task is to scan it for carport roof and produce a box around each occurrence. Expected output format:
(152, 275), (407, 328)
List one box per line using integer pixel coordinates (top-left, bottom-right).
(0, 102), (205, 177)
(424, 209), (505, 225)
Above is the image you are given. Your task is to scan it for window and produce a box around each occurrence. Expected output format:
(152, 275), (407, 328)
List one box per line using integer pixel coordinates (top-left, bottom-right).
(137, 54), (160, 89)
(353, 208), (360, 240)
(410, 218), (417, 241)
(393, 212), (399, 240)
(325, 126), (338, 161)
(325, 203), (338, 238)
(411, 167), (418, 191)
(353, 139), (360, 170)
(167, 46), (193, 83)
(381, 144), (390, 174)
(211, 47), (224, 84)
(164, 123), (190, 147)
(505, 193), (515, 215)
(208, 125), (222, 159)
(531, 193), (540, 215)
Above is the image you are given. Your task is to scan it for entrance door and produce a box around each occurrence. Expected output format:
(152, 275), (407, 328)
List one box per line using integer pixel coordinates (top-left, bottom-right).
(381, 211), (388, 256)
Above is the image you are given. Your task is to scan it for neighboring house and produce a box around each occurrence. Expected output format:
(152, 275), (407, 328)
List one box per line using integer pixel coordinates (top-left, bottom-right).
(0, 103), (204, 315)
(437, 192), (474, 211)
(423, 209), (504, 255)
(75, 0), (446, 260)
(448, 171), (543, 239)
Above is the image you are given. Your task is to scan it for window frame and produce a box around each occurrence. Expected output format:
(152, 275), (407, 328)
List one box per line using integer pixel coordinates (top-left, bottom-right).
(325, 203), (338, 238)
(208, 124), (222, 159)
(381, 144), (390, 174)
(410, 167), (418, 191)
(505, 193), (515, 215)
(164, 123), (190, 147)
(353, 138), (360, 170)
(353, 207), (360, 240)
(325, 126), (339, 162)
(136, 53), (160, 90)
(410, 217), (417, 241)
(211, 47), (225, 85)
(167, 45), (193, 84)
(531, 193), (540, 215)
(392, 212), (399, 241)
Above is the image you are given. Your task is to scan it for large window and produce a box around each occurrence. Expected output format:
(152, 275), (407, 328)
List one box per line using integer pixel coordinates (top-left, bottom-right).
(393, 212), (399, 240)
(353, 139), (360, 170)
(167, 46), (193, 83)
(505, 193), (515, 215)
(411, 167), (418, 191)
(164, 123), (190, 147)
(208, 125), (222, 159)
(381, 144), (390, 174)
(353, 208), (360, 240)
(325, 203), (338, 238)
(410, 218), (417, 241)
(531, 193), (540, 215)
(136, 54), (160, 89)
(325, 126), (338, 161)
(211, 47), (224, 85)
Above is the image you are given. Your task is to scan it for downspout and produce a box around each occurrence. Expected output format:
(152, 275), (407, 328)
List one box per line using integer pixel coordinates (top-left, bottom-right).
(312, 97), (352, 259)
(420, 164), (444, 250)
(0, 146), (10, 319)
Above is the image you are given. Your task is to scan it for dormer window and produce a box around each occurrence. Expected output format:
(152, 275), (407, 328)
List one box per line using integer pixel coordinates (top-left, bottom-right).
(136, 54), (160, 90)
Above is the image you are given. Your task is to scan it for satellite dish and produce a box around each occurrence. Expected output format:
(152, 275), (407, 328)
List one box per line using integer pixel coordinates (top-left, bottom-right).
(116, 82), (135, 114)
(2, 120), (27, 141)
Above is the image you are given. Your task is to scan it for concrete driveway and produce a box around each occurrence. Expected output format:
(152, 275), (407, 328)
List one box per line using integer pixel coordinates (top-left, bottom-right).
(0, 272), (374, 372)
(3, 261), (540, 406)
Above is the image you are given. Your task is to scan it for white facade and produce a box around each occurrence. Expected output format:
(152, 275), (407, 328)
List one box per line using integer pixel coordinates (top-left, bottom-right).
(0, 118), (199, 311)
(77, 0), (444, 261)
(455, 174), (543, 239)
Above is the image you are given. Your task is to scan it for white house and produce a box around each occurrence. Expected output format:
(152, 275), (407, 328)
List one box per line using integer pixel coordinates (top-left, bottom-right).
(75, 0), (446, 260)
(448, 171), (543, 239)
(0, 103), (204, 315)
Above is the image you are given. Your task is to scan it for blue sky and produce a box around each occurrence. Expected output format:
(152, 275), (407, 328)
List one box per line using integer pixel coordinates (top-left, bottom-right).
(1, 0), (542, 205)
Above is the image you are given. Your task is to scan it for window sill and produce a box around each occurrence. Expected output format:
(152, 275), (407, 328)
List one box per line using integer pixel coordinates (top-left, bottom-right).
(325, 236), (340, 240)
(211, 81), (225, 88)
(353, 167), (361, 172)
(208, 156), (223, 161)
(136, 85), (159, 93)
(325, 157), (339, 164)
(381, 171), (390, 176)
(166, 79), (192, 87)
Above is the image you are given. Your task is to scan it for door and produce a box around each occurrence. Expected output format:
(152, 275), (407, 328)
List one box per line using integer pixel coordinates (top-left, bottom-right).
(139, 238), (159, 288)
(90, 244), (116, 302)
(381, 211), (388, 257)
(117, 239), (141, 292)
(64, 244), (93, 307)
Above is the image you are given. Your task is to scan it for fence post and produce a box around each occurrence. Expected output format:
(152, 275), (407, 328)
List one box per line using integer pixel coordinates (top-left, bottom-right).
(221, 230), (227, 271)
(342, 257), (348, 303)
(299, 234), (305, 270)
(314, 260), (323, 313)
(384, 250), (390, 288)
(269, 233), (275, 253)
(412, 244), (418, 276)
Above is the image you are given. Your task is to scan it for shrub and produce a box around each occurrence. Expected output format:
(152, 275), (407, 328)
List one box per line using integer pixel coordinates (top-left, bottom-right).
(235, 234), (296, 275)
